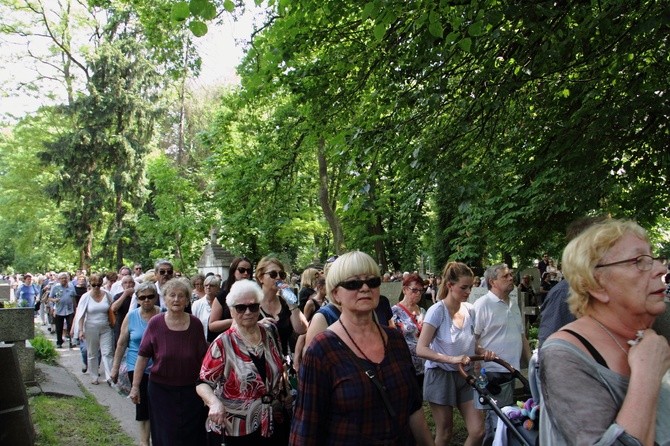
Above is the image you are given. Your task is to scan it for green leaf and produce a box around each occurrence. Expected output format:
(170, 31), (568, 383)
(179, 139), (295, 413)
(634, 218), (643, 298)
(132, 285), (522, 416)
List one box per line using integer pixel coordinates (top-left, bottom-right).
(362, 2), (376, 20)
(445, 31), (459, 43)
(189, 0), (206, 16)
(189, 20), (208, 37)
(373, 23), (386, 41)
(171, 2), (190, 22)
(223, 0), (235, 13)
(202, 2), (217, 19)
(428, 20), (443, 38)
(458, 37), (472, 52)
(468, 20), (483, 36)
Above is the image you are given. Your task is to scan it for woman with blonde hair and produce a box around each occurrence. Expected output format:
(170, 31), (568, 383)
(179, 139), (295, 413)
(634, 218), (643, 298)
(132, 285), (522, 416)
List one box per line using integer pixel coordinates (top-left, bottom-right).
(291, 251), (433, 445)
(540, 219), (670, 445)
(417, 262), (497, 446)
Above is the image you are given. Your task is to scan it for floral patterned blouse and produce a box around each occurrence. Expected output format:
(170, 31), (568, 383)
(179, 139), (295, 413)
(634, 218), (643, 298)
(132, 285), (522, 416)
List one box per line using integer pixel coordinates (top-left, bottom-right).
(391, 303), (426, 376)
(199, 323), (286, 438)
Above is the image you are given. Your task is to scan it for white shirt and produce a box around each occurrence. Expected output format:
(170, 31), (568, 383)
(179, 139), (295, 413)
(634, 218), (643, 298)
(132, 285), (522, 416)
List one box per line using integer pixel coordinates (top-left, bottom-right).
(473, 290), (524, 372)
(191, 297), (212, 339)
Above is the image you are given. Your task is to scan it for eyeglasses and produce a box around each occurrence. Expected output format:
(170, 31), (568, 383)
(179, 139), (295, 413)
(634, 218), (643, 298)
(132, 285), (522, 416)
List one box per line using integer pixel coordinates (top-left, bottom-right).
(134, 267), (142, 271)
(158, 269), (174, 276)
(406, 286), (424, 294)
(595, 255), (667, 272)
(265, 270), (287, 280)
(90, 283), (102, 287)
(338, 277), (382, 291)
(137, 294), (156, 301)
(237, 267), (253, 275)
(233, 303), (260, 313)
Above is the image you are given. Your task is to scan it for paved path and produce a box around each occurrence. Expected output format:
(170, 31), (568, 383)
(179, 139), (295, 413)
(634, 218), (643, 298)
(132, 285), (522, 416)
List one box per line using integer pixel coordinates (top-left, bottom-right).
(33, 321), (142, 444)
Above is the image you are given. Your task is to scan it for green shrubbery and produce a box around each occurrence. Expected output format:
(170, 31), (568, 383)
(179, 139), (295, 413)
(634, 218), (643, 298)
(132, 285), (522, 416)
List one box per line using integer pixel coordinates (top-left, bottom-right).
(31, 333), (58, 364)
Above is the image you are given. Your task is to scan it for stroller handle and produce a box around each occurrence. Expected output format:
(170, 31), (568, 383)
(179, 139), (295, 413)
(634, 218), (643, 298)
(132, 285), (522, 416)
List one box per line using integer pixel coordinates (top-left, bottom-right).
(457, 355), (519, 380)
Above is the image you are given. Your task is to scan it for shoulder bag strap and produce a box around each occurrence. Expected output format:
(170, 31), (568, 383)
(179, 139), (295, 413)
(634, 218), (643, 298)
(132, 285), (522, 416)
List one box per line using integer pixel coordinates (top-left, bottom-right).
(350, 354), (396, 418)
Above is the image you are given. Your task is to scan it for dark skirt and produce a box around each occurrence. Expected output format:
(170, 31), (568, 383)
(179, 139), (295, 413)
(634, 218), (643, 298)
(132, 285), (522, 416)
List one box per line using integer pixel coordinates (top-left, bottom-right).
(127, 371), (150, 421)
(148, 380), (207, 446)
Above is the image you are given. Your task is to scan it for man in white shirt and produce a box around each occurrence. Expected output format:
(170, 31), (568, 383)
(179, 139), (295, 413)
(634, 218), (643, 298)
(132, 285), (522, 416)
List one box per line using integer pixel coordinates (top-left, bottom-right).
(474, 263), (531, 443)
(109, 266), (132, 296)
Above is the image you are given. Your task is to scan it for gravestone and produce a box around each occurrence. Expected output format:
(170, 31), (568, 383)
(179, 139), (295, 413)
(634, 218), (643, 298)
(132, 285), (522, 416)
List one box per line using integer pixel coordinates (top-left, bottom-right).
(380, 282), (403, 305)
(0, 308), (35, 383)
(0, 344), (36, 446)
(0, 281), (11, 302)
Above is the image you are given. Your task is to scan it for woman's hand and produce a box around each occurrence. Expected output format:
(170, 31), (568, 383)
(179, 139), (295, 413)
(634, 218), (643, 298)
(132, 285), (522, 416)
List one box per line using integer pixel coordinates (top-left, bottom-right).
(629, 329), (670, 382)
(78, 330), (85, 340)
(110, 367), (118, 384)
(259, 316), (276, 326)
(129, 385), (140, 404)
(451, 355), (471, 365)
(207, 399), (226, 427)
(481, 350), (498, 361)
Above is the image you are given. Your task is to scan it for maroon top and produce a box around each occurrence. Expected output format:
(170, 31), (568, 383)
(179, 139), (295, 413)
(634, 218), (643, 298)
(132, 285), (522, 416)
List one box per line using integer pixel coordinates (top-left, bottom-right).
(139, 313), (208, 386)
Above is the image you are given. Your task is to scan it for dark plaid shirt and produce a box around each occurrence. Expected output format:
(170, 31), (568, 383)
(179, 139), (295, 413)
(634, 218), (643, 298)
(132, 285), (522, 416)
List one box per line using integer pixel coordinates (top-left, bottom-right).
(290, 326), (423, 445)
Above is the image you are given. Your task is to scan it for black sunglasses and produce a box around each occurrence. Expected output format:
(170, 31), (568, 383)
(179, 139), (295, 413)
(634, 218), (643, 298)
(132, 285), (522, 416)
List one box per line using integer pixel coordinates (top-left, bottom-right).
(137, 294), (156, 301)
(90, 283), (102, 287)
(237, 267), (253, 275)
(158, 269), (174, 276)
(265, 270), (286, 280)
(233, 303), (261, 313)
(338, 277), (382, 290)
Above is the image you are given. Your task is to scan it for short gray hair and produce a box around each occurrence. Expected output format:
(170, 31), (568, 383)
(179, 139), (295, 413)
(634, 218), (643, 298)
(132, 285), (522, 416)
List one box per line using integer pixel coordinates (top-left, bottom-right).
(226, 280), (264, 307)
(204, 275), (221, 287)
(483, 264), (508, 289)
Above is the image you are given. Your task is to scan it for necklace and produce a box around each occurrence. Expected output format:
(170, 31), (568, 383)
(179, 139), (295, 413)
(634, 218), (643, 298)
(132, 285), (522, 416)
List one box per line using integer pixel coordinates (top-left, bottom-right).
(592, 317), (629, 356)
(237, 328), (263, 351)
(339, 318), (385, 363)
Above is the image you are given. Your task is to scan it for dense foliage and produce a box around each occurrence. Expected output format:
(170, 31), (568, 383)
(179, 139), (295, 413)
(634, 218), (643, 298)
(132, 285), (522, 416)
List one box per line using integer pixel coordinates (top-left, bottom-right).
(1, 0), (668, 273)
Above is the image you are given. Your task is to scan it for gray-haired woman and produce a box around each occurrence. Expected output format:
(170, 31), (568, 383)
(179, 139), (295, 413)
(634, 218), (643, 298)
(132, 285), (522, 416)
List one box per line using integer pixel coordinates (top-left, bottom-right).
(130, 278), (208, 446)
(111, 281), (160, 446)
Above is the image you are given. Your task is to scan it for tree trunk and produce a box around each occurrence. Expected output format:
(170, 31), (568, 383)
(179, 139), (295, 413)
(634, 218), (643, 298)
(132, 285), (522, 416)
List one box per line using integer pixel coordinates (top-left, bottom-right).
(317, 139), (345, 254)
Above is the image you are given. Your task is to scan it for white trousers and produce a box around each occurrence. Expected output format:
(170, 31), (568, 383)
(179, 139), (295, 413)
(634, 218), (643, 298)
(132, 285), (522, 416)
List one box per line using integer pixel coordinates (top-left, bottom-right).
(85, 322), (114, 381)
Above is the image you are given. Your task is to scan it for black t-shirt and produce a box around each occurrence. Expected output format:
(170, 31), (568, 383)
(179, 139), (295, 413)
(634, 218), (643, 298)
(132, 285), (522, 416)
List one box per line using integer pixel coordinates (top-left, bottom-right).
(207, 289), (232, 343)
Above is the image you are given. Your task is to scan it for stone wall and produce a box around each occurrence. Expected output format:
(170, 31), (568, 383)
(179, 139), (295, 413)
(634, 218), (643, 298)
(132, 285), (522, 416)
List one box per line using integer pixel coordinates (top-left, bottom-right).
(0, 308), (35, 383)
(0, 344), (36, 445)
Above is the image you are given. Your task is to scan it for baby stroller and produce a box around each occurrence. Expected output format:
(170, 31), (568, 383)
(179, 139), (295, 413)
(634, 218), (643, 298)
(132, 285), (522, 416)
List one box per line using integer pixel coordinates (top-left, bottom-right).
(458, 355), (539, 446)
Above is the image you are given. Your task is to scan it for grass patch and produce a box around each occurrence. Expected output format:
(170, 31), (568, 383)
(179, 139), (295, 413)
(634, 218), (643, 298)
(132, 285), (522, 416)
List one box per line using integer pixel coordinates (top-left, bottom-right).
(30, 333), (58, 364)
(30, 391), (134, 446)
(423, 401), (468, 443)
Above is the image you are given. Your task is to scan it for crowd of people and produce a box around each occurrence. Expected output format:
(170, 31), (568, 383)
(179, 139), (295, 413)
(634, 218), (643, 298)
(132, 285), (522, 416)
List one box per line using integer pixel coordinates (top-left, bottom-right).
(6, 217), (670, 446)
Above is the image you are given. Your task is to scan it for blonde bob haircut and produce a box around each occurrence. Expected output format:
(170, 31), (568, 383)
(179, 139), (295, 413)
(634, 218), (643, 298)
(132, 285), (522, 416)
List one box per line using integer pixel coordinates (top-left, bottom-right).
(325, 251), (380, 304)
(563, 219), (647, 317)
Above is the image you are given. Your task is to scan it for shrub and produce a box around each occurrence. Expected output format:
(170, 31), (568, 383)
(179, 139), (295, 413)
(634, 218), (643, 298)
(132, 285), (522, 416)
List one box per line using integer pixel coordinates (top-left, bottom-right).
(31, 333), (58, 364)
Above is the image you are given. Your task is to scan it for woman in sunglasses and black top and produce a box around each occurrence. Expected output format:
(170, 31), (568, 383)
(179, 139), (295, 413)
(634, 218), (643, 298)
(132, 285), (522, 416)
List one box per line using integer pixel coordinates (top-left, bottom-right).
(290, 251), (433, 445)
(198, 280), (291, 445)
(208, 256), (253, 342)
(256, 256), (308, 357)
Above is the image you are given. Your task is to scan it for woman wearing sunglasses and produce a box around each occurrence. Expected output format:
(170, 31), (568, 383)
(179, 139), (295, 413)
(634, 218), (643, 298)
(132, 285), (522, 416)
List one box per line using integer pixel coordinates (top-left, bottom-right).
(290, 251), (433, 445)
(208, 256), (253, 342)
(111, 282), (160, 446)
(197, 280), (290, 445)
(256, 256), (308, 358)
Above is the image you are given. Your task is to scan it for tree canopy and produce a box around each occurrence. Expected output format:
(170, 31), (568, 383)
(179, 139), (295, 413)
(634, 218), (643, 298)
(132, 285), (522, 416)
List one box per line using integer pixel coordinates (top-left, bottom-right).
(1, 0), (668, 274)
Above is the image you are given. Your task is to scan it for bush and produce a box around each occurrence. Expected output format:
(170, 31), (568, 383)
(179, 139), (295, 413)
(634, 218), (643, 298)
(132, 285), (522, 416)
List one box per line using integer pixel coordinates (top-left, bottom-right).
(31, 333), (58, 364)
